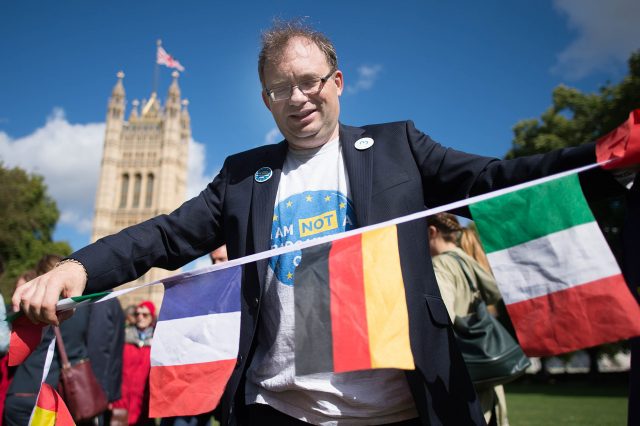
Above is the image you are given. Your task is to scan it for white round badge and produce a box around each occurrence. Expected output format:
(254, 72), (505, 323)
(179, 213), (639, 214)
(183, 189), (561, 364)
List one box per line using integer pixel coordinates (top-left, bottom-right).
(354, 137), (374, 151)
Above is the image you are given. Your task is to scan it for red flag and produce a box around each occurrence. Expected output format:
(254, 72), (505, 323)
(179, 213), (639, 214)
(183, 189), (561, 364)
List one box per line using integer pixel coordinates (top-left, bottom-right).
(157, 46), (185, 72)
(30, 383), (75, 426)
(596, 109), (640, 169)
(9, 316), (46, 366)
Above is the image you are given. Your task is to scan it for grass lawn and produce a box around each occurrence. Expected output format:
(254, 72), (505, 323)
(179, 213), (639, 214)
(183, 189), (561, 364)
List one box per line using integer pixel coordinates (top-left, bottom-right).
(504, 374), (629, 426)
(192, 374), (630, 426)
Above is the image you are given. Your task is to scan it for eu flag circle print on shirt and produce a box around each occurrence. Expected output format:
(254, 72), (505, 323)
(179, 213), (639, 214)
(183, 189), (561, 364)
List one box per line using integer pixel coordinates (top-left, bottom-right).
(270, 190), (356, 286)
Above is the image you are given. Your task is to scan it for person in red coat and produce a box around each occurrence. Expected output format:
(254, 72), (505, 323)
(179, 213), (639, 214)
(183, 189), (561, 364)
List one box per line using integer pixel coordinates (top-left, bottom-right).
(112, 301), (155, 425)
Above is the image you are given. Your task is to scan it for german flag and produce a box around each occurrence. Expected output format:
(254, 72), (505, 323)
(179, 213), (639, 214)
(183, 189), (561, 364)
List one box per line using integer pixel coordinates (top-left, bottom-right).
(294, 225), (415, 375)
(30, 383), (75, 426)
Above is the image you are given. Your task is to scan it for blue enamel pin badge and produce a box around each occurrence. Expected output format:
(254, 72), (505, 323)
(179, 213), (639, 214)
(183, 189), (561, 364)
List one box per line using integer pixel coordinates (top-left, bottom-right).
(254, 167), (273, 183)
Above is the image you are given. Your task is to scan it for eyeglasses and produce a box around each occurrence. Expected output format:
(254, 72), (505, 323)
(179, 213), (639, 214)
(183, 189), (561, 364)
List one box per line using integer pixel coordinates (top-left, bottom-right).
(135, 312), (151, 318)
(265, 69), (335, 102)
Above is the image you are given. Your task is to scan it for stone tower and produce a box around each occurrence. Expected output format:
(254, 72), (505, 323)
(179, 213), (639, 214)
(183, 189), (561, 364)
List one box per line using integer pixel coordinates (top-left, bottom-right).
(92, 71), (190, 308)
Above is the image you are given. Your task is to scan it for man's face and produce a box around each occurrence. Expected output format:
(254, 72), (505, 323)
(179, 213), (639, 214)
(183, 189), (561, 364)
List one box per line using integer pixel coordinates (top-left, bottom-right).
(262, 37), (343, 150)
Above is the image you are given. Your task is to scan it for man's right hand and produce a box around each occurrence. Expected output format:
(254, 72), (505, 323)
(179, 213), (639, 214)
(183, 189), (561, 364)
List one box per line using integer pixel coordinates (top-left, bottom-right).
(12, 261), (88, 325)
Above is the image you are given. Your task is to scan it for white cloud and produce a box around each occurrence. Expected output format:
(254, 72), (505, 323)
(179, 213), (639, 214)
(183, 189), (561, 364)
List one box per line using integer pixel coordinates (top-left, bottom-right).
(0, 109), (216, 239)
(0, 108), (105, 235)
(264, 127), (282, 145)
(553, 0), (640, 79)
(346, 64), (383, 94)
(186, 138), (218, 199)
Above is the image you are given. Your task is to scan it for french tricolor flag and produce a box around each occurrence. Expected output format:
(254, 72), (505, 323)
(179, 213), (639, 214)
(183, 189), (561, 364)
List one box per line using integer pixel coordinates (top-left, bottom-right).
(149, 266), (241, 418)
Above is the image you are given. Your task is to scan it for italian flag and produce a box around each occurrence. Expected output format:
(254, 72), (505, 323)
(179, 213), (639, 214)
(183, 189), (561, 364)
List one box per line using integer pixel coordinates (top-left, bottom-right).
(470, 174), (640, 356)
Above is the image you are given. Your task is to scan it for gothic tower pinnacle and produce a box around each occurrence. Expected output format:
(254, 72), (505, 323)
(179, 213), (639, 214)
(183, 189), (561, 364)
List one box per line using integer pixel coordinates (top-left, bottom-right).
(92, 70), (190, 306)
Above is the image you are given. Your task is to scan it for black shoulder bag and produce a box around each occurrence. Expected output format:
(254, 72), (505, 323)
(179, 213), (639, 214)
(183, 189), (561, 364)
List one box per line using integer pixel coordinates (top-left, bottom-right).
(447, 252), (531, 390)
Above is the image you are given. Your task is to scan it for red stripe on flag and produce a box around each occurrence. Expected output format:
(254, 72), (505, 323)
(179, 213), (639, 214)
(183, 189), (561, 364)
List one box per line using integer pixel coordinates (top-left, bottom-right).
(9, 316), (45, 366)
(36, 382), (58, 412)
(507, 274), (640, 356)
(148, 359), (236, 418)
(34, 383), (75, 426)
(329, 234), (371, 372)
(596, 109), (640, 169)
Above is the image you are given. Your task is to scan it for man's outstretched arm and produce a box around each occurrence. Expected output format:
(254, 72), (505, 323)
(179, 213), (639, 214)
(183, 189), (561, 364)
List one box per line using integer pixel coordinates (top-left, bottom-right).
(12, 161), (230, 325)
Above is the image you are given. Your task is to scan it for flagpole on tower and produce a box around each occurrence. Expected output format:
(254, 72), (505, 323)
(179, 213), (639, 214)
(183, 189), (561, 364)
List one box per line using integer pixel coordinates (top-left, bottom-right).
(153, 39), (161, 95)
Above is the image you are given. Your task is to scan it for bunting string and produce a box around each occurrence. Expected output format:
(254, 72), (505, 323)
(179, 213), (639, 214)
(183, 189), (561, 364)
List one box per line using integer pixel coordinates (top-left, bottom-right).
(52, 160), (606, 312)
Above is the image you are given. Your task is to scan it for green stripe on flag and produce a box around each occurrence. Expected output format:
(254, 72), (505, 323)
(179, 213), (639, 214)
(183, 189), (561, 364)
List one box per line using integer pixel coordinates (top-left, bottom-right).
(70, 292), (110, 303)
(5, 292), (111, 323)
(469, 174), (595, 253)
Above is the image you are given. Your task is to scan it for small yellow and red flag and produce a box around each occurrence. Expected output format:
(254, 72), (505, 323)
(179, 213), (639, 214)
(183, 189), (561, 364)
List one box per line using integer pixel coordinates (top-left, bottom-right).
(30, 383), (75, 426)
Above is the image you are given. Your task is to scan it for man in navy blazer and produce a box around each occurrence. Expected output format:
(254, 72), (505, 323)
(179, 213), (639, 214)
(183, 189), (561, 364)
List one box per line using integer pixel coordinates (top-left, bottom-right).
(15, 21), (618, 425)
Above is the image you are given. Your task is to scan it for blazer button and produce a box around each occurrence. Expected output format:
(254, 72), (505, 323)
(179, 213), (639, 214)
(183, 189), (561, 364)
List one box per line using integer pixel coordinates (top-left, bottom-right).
(252, 297), (259, 308)
(236, 354), (243, 368)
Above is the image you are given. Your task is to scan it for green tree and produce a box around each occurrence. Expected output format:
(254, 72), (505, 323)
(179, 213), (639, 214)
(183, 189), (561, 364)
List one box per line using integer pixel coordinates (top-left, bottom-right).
(505, 51), (640, 259)
(0, 163), (72, 301)
(506, 51), (640, 159)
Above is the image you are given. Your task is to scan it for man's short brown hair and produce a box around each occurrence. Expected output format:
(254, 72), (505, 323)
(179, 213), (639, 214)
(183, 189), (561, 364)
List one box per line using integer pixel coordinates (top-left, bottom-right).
(258, 19), (338, 87)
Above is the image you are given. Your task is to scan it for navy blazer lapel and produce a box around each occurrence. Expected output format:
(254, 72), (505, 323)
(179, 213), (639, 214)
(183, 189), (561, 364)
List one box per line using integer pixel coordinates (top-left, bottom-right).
(251, 141), (288, 287)
(340, 123), (372, 227)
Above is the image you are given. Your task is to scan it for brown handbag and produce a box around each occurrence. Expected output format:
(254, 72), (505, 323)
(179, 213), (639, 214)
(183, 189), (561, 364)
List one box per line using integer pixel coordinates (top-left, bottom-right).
(53, 326), (109, 421)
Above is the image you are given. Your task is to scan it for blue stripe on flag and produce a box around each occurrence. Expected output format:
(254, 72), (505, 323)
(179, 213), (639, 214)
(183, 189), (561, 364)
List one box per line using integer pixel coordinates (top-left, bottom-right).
(159, 266), (241, 320)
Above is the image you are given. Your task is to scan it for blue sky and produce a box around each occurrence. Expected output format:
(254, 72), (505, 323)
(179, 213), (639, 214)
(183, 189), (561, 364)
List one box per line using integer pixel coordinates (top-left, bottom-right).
(1, 0), (638, 266)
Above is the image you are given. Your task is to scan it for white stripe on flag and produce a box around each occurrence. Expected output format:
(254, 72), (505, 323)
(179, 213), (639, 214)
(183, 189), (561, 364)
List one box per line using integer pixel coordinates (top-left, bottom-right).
(487, 222), (621, 305)
(150, 312), (240, 366)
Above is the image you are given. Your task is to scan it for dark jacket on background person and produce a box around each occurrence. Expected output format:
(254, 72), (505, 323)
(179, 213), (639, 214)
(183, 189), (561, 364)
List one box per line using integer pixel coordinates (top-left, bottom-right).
(70, 121), (616, 425)
(88, 298), (125, 402)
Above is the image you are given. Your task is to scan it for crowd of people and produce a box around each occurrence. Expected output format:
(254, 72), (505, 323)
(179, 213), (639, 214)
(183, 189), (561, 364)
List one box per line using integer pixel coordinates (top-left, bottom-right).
(0, 246), (228, 425)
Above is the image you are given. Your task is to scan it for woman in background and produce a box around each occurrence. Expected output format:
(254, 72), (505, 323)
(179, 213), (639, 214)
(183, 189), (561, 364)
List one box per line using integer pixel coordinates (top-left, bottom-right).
(459, 225), (511, 426)
(428, 213), (508, 426)
(112, 301), (156, 425)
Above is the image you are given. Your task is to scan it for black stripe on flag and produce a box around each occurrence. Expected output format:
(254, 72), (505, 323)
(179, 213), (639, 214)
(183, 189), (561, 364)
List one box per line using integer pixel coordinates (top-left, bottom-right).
(294, 242), (334, 375)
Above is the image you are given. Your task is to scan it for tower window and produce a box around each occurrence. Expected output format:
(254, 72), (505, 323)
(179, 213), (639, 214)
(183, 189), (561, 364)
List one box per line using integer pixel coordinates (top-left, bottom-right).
(146, 173), (155, 208)
(133, 173), (142, 208)
(119, 174), (129, 208)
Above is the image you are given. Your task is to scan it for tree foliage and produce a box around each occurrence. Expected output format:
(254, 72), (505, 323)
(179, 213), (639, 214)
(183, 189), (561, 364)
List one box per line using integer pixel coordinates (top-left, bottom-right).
(506, 51), (640, 159)
(505, 51), (640, 260)
(0, 163), (72, 300)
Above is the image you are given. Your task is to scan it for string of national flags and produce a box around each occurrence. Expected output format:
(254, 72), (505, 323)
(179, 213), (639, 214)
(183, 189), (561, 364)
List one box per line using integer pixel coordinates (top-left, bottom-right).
(9, 110), (640, 424)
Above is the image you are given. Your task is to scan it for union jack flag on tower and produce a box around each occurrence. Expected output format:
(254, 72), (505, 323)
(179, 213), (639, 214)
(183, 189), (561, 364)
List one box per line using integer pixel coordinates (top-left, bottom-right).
(156, 41), (185, 72)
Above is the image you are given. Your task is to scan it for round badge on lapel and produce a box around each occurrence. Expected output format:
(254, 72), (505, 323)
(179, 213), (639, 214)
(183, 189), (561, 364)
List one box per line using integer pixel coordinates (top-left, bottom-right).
(254, 167), (273, 183)
(354, 137), (374, 151)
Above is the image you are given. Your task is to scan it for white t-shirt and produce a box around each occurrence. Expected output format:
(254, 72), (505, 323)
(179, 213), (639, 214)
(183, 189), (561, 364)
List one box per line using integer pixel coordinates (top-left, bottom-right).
(245, 138), (418, 425)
